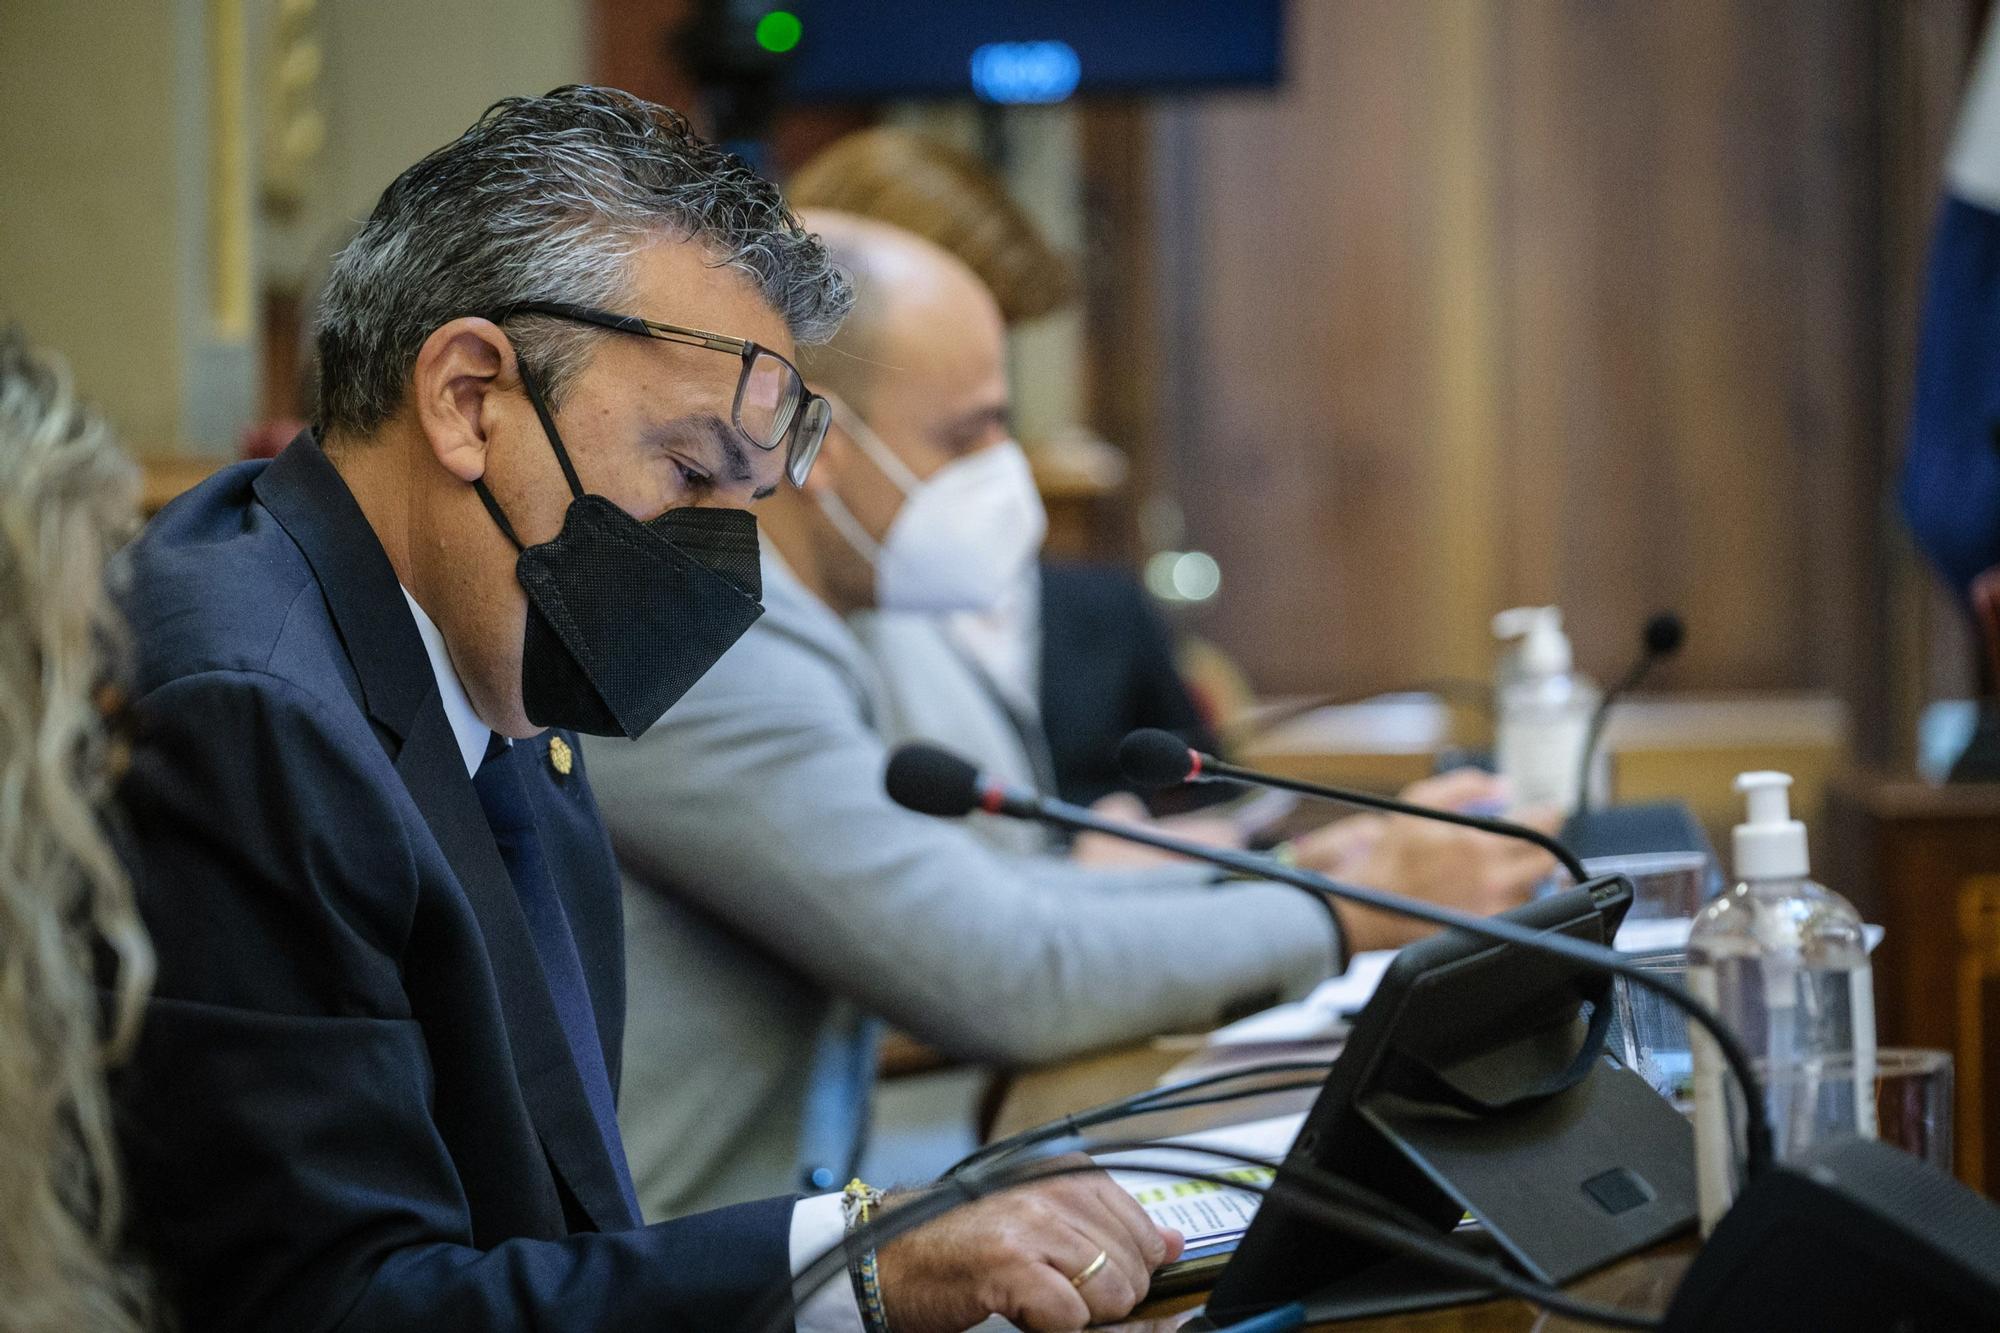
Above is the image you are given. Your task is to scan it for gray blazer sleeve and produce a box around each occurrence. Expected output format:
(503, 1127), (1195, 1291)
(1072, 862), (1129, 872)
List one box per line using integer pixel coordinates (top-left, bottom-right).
(585, 622), (1339, 1067)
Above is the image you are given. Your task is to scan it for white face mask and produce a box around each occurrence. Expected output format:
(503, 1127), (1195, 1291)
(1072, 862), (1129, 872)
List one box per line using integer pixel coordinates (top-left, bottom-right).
(815, 405), (1048, 614)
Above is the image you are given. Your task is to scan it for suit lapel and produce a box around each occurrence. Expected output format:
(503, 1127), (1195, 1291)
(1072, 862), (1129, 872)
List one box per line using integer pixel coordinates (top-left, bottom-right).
(253, 433), (636, 1233)
(522, 735), (628, 1089)
(395, 708), (638, 1230)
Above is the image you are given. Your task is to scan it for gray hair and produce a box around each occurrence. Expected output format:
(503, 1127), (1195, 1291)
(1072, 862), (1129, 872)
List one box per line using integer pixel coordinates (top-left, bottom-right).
(314, 85), (852, 436)
(0, 328), (153, 1331)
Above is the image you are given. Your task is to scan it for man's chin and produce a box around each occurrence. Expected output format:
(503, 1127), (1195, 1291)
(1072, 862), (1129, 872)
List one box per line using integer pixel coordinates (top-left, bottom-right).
(463, 677), (539, 740)
(491, 708), (546, 741)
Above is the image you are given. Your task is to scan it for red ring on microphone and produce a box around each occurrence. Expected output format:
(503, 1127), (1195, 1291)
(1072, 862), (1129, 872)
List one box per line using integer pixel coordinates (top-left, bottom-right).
(1187, 750), (1203, 781)
(978, 782), (1007, 815)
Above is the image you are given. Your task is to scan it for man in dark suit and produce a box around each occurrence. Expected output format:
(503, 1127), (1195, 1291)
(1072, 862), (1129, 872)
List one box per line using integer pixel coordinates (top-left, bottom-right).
(115, 87), (1174, 1333)
(1037, 560), (1225, 811)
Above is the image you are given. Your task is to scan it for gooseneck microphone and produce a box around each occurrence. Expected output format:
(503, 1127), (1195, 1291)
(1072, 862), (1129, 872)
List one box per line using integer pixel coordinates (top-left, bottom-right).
(1116, 727), (1589, 884)
(1574, 611), (1687, 814)
(882, 744), (1027, 818)
(885, 740), (1773, 1178)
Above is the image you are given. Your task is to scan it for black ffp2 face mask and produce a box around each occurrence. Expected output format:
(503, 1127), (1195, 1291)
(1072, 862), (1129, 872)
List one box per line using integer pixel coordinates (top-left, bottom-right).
(472, 366), (765, 739)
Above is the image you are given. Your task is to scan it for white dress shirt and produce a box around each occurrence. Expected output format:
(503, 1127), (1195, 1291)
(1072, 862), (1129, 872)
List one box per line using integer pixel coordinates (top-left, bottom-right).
(398, 589), (862, 1332)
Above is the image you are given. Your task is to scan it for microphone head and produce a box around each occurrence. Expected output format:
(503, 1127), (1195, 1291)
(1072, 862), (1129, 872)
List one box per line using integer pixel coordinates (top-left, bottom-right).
(1643, 612), (1687, 660)
(884, 744), (985, 818)
(1118, 728), (1201, 789)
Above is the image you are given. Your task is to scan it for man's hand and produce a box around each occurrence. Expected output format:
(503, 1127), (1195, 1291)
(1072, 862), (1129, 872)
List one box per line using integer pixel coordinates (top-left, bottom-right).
(1285, 768), (1561, 954)
(876, 1156), (1184, 1332)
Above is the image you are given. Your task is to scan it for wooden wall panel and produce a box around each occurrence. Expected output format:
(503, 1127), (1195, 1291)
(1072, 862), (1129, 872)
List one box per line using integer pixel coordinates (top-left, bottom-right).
(590, 0), (695, 113)
(1119, 0), (1921, 708)
(1149, 2), (1453, 693)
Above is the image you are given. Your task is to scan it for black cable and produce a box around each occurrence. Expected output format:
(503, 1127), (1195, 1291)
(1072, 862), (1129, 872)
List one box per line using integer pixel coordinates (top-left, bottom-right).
(1081, 1135), (1443, 1241)
(949, 1080), (1325, 1182)
(750, 1144), (1661, 1333)
(946, 1058), (1334, 1178)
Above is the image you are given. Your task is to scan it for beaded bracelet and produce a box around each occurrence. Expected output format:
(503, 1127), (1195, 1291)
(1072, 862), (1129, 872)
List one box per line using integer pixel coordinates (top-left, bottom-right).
(842, 1177), (892, 1333)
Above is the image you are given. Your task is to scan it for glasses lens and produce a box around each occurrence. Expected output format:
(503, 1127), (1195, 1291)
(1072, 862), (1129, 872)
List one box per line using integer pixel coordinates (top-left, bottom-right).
(739, 350), (801, 450)
(788, 396), (831, 487)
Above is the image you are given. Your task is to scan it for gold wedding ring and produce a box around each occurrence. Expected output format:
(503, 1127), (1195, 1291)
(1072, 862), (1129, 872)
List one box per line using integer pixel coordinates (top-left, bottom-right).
(1069, 1249), (1110, 1289)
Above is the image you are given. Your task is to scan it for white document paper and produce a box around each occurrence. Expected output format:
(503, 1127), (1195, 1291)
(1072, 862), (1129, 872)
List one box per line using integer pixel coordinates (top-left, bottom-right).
(1094, 1113), (1305, 1246)
(1205, 950), (1397, 1045)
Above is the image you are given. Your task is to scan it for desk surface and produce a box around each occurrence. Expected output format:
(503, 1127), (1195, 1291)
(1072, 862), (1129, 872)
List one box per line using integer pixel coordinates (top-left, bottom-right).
(991, 1043), (1693, 1332)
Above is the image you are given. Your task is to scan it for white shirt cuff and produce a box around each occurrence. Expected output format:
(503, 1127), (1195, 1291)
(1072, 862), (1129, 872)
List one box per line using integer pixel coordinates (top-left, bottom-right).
(790, 1192), (867, 1333)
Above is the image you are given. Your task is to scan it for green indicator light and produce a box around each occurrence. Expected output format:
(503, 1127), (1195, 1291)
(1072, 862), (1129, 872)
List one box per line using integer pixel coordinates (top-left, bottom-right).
(755, 10), (802, 54)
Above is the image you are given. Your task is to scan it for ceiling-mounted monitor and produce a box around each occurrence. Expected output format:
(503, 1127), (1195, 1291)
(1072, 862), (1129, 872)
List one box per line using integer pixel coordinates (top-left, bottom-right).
(763, 1), (1285, 105)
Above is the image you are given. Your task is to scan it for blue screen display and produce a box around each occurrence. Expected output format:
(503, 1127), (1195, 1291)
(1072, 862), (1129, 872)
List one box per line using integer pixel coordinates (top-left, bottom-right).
(772, 1), (1284, 104)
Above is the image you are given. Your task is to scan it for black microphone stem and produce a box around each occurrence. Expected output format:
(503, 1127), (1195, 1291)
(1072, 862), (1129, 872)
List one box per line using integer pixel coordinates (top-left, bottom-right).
(1198, 755), (1589, 883)
(1011, 788), (1774, 1179)
(1574, 614), (1684, 815)
(1572, 656), (1652, 817)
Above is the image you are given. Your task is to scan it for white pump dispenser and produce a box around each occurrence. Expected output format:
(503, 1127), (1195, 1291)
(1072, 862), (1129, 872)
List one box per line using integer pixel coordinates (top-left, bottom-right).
(1687, 769), (1877, 1234)
(1491, 607), (1600, 812)
(1493, 605), (1574, 677)
(1731, 771), (1809, 881)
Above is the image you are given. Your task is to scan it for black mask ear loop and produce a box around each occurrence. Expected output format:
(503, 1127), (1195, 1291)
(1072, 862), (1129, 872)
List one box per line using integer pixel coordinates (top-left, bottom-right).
(471, 358), (587, 555)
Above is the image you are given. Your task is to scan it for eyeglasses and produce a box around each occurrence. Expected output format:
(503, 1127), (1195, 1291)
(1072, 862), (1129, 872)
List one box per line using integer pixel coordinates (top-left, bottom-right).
(497, 300), (831, 487)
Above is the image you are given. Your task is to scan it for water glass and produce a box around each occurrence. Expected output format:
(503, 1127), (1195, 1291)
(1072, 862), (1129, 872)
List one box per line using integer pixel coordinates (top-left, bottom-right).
(1584, 850), (1715, 921)
(1610, 949), (1693, 1109)
(1756, 1048), (1954, 1171)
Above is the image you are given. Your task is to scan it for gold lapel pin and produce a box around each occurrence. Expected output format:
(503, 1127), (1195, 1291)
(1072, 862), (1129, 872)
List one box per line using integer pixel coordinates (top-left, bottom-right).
(548, 734), (574, 777)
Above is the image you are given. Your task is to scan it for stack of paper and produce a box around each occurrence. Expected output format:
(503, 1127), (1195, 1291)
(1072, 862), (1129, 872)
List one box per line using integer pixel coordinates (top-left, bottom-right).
(1205, 951), (1397, 1045)
(1094, 1113), (1306, 1250)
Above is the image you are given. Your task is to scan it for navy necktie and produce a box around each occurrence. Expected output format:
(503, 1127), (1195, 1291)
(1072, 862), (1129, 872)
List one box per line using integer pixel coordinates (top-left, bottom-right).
(472, 733), (641, 1225)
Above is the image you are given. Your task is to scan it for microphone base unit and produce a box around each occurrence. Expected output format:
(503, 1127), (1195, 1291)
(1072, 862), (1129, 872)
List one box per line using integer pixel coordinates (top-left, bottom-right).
(1203, 878), (1700, 1323)
(1561, 798), (1715, 864)
(1189, 1062), (1698, 1330)
(1660, 1135), (2000, 1332)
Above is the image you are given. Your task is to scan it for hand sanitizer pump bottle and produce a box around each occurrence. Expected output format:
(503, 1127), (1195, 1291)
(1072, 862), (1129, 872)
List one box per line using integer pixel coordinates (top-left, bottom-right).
(1687, 771), (1877, 1235)
(1492, 607), (1601, 813)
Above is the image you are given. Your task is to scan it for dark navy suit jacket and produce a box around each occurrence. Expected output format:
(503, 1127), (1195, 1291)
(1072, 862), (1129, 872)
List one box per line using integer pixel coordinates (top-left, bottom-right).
(115, 435), (793, 1331)
(1038, 561), (1222, 811)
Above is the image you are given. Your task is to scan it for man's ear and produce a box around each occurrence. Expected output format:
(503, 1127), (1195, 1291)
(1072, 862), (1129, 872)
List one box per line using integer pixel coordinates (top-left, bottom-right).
(411, 317), (515, 483)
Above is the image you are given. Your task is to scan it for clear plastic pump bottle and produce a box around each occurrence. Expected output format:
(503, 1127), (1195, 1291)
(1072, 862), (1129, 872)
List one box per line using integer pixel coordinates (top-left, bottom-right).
(1687, 771), (1876, 1235)
(1492, 606), (1602, 814)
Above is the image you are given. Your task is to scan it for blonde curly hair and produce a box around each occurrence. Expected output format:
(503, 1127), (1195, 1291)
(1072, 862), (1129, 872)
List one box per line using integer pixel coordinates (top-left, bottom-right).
(0, 330), (153, 1332)
(787, 127), (1077, 326)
